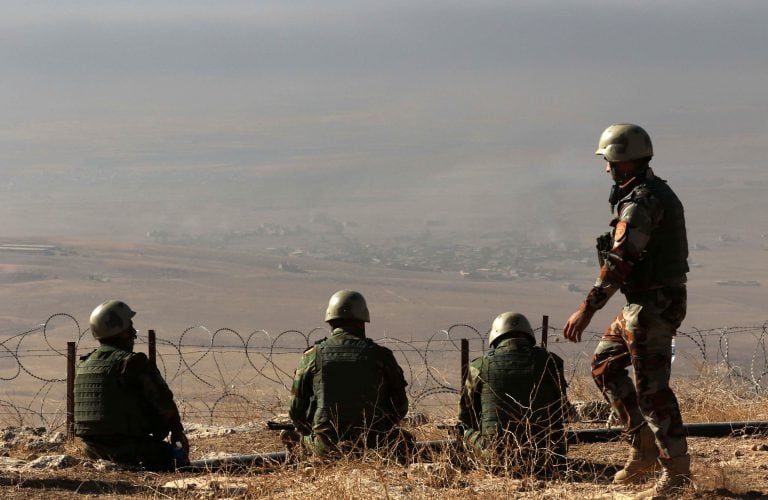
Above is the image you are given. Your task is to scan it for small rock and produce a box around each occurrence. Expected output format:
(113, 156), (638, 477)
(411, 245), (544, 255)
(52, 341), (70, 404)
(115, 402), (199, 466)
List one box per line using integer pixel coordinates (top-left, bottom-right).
(0, 456), (26, 469)
(24, 454), (79, 470)
(751, 443), (768, 452)
(734, 450), (744, 457)
(93, 459), (119, 471)
(48, 432), (65, 444)
(28, 441), (62, 453)
(162, 476), (248, 496)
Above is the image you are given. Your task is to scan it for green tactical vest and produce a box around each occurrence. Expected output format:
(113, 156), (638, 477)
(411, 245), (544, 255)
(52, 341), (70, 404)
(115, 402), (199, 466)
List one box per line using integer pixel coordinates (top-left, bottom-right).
(312, 336), (387, 442)
(74, 345), (152, 437)
(622, 176), (689, 290)
(479, 344), (562, 437)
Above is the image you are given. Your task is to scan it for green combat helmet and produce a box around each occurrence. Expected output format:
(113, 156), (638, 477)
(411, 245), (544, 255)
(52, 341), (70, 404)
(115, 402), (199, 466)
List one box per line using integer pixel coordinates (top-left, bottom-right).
(324, 290), (370, 323)
(488, 311), (534, 347)
(595, 123), (653, 162)
(89, 300), (136, 340)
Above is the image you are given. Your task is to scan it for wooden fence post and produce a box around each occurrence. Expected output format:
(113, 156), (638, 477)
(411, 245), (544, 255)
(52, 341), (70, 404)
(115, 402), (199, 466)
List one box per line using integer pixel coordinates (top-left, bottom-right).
(461, 338), (469, 387)
(541, 315), (549, 349)
(148, 329), (156, 365)
(66, 342), (76, 441)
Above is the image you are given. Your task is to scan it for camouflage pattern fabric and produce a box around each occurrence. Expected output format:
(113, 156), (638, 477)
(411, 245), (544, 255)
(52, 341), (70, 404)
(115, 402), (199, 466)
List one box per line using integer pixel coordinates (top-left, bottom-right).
(591, 286), (688, 459)
(75, 343), (185, 470)
(298, 427), (415, 459)
(458, 336), (569, 475)
(582, 168), (689, 460)
(288, 327), (408, 457)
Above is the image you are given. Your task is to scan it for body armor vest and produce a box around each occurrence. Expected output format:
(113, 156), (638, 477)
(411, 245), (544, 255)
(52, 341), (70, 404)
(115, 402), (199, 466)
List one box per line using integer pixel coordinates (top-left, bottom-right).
(479, 345), (562, 437)
(621, 175), (689, 290)
(312, 336), (387, 442)
(74, 345), (151, 437)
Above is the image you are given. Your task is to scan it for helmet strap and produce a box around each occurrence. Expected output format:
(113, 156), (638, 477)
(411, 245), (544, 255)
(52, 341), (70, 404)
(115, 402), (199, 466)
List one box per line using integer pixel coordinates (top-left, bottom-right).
(609, 166), (650, 212)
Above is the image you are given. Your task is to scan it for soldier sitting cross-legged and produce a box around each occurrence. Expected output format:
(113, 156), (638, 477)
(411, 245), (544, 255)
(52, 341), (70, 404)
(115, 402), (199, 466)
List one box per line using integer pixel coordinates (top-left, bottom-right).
(283, 290), (412, 461)
(75, 300), (189, 471)
(459, 312), (569, 477)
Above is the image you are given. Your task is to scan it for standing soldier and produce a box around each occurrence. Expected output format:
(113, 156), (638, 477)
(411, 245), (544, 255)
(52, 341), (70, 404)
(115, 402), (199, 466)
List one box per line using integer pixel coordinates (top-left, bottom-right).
(75, 300), (189, 470)
(285, 290), (410, 458)
(459, 312), (568, 476)
(563, 123), (692, 496)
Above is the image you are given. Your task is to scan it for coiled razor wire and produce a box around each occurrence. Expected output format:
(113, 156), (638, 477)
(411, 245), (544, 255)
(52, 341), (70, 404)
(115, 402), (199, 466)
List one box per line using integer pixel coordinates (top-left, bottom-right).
(0, 314), (767, 428)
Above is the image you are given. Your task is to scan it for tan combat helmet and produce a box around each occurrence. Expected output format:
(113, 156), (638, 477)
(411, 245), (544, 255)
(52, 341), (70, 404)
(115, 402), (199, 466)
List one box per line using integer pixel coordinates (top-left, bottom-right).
(89, 300), (136, 340)
(325, 290), (370, 323)
(595, 123), (653, 162)
(488, 311), (534, 347)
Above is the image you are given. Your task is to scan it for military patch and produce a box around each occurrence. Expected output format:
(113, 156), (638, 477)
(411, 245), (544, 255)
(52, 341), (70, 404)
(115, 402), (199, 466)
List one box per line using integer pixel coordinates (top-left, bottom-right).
(614, 221), (627, 241)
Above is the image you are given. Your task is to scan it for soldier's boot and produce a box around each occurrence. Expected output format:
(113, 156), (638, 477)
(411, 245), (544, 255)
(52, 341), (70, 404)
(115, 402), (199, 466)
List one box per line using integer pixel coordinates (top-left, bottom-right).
(614, 425), (659, 484)
(635, 454), (693, 499)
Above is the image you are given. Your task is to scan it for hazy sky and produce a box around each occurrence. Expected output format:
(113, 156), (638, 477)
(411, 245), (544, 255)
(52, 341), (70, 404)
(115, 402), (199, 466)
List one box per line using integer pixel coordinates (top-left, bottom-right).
(1, 0), (767, 239)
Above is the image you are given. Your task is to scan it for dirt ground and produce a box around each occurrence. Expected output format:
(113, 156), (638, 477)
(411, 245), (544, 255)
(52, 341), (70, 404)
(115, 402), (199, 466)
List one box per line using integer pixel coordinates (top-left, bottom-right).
(1, 428), (766, 499)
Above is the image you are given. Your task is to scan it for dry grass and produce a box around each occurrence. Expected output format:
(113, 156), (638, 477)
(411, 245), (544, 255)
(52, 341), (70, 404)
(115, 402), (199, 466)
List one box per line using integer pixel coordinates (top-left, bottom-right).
(1, 371), (767, 499)
(675, 362), (768, 422)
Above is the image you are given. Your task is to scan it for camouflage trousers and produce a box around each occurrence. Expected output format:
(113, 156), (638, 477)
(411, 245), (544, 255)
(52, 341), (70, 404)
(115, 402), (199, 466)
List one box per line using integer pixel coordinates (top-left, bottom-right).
(462, 427), (567, 476)
(300, 427), (414, 460)
(81, 435), (185, 471)
(591, 286), (688, 459)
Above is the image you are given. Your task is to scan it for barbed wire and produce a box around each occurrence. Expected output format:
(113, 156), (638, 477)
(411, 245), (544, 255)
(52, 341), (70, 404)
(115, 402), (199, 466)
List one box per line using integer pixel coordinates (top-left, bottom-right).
(0, 314), (767, 430)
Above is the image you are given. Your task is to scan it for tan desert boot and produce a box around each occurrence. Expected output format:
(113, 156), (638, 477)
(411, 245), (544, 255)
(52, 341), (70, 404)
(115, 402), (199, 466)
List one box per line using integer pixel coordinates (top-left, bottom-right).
(614, 424), (660, 484)
(635, 454), (693, 499)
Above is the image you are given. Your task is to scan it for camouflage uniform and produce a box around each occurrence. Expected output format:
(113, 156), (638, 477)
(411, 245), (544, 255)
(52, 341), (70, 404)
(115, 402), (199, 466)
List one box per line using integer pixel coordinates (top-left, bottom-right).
(75, 343), (186, 471)
(459, 335), (568, 474)
(288, 327), (409, 456)
(581, 168), (689, 459)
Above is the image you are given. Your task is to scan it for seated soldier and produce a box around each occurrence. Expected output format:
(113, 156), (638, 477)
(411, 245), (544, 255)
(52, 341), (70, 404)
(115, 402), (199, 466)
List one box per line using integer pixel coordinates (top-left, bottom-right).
(75, 300), (190, 471)
(459, 312), (569, 476)
(284, 290), (410, 458)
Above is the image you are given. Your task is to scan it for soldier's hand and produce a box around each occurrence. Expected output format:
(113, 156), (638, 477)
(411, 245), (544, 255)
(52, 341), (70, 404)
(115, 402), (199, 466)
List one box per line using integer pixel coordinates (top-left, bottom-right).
(563, 309), (593, 343)
(172, 431), (190, 456)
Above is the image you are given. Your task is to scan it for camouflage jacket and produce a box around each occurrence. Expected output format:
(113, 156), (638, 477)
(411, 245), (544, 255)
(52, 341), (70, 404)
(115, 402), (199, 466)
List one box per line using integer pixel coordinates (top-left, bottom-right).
(458, 336), (568, 439)
(582, 168), (689, 313)
(75, 343), (184, 439)
(288, 327), (408, 436)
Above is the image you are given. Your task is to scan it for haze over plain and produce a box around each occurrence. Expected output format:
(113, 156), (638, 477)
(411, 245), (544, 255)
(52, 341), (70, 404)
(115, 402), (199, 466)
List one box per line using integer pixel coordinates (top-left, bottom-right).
(1, 1), (767, 343)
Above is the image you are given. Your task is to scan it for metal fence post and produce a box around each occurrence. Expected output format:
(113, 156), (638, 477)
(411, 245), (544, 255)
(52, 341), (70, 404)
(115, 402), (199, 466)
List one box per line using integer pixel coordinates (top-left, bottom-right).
(148, 329), (156, 365)
(541, 315), (549, 349)
(461, 338), (469, 387)
(66, 342), (76, 441)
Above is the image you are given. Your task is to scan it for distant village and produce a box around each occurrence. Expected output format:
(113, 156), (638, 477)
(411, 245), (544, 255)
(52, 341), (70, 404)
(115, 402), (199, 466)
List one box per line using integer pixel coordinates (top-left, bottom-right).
(143, 215), (764, 290)
(145, 215), (601, 287)
(2, 215), (759, 292)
